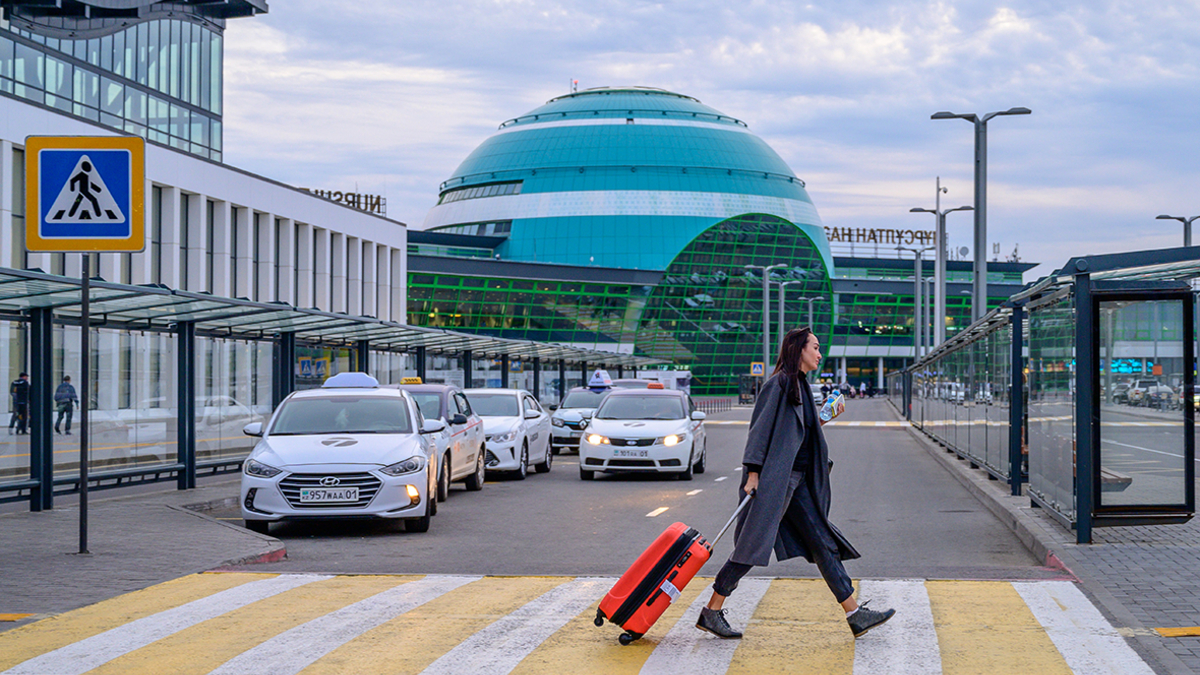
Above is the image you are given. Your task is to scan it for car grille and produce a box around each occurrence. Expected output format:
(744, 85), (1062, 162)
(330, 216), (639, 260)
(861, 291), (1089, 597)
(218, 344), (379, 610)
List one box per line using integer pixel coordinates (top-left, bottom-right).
(279, 472), (381, 509)
(554, 436), (581, 447)
(564, 419), (587, 430)
(609, 459), (656, 467)
(485, 450), (499, 466)
(608, 438), (655, 447)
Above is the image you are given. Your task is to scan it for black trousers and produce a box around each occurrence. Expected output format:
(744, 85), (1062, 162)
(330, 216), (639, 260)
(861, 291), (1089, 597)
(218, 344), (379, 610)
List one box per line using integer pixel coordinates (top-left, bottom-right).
(56, 406), (74, 432)
(713, 469), (855, 603)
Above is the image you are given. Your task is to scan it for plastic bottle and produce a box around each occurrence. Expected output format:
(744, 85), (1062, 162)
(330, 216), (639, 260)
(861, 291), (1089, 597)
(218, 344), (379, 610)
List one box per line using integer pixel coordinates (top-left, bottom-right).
(819, 392), (844, 423)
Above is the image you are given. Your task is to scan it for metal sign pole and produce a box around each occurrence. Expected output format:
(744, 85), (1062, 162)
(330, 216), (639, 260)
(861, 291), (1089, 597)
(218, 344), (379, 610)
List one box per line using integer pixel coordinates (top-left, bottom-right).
(79, 254), (90, 554)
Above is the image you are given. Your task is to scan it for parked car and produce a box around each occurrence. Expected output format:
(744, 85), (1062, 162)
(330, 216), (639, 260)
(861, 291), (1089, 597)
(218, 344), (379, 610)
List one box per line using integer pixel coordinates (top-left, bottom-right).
(579, 387), (706, 481)
(1129, 379), (1175, 407)
(464, 388), (552, 479)
(810, 383), (826, 406)
(239, 372), (443, 534)
(611, 379), (654, 389)
(1109, 381), (1132, 404)
(389, 380), (486, 501)
(550, 386), (611, 455)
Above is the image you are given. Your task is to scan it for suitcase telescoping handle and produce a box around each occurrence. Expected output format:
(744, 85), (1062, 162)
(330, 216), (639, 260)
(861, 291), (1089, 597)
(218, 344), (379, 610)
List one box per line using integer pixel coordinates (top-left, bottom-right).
(709, 489), (754, 549)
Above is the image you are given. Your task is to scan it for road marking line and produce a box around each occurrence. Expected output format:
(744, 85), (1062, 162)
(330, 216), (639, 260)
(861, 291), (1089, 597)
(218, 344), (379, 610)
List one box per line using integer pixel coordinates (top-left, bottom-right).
(714, 476), (727, 482)
(1100, 438), (1197, 463)
(686, 489), (702, 496)
(640, 577), (771, 674)
(209, 575), (480, 675)
(418, 577), (609, 675)
(646, 507), (669, 517)
(0, 614), (33, 622)
(733, 467), (742, 471)
(1, 574), (331, 675)
(1155, 627), (1200, 637)
(1015, 581), (1155, 674)
(855, 579), (941, 674)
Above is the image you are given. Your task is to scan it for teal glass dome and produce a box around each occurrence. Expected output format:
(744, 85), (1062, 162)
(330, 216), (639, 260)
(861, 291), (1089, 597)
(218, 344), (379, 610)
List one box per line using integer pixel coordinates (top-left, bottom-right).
(422, 86), (833, 274)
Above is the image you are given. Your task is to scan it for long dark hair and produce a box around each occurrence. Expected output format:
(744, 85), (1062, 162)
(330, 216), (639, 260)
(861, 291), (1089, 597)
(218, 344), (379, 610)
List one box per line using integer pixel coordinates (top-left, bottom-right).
(773, 327), (813, 406)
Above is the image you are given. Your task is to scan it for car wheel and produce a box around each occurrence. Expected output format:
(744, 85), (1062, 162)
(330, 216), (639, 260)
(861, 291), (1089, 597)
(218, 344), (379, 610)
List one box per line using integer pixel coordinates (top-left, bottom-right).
(244, 520), (269, 535)
(514, 443), (528, 480)
(677, 449), (694, 481)
(551, 446), (560, 456)
(580, 466), (594, 481)
(407, 497), (433, 533)
(437, 455), (451, 502)
(535, 444), (553, 473)
(464, 450), (485, 491)
(694, 440), (706, 474)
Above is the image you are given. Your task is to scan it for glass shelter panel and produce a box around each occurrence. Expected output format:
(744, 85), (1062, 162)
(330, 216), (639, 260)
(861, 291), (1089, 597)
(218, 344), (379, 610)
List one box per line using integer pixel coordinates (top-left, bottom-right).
(1027, 294), (1077, 521)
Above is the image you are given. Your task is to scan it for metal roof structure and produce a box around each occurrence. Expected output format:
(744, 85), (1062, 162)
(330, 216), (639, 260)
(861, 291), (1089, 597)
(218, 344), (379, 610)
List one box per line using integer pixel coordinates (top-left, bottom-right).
(0, 266), (665, 369)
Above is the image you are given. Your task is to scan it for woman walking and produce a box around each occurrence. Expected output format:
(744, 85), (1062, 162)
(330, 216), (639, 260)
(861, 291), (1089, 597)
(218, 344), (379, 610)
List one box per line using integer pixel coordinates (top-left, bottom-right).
(695, 327), (895, 639)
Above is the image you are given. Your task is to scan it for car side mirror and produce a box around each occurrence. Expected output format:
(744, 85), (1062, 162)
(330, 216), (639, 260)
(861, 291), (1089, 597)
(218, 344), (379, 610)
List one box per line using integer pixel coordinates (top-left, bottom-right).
(524, 410), (540, 419)
(243, 422), (263, 437)
(690, 411), (707, 421)
(421, 419), (447, 434)
(548, 404), (558, 411)
(450, 413), (468, 425)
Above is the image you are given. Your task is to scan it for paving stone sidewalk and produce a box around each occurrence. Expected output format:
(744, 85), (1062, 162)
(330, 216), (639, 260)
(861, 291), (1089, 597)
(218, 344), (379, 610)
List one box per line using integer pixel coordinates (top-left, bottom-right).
(0, 478), (282, 633)
(902, 411), (1200, 675)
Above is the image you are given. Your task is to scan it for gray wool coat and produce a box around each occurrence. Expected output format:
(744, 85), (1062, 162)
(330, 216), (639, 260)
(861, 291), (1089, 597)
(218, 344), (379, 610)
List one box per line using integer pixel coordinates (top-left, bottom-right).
(729, 372), (861, 567)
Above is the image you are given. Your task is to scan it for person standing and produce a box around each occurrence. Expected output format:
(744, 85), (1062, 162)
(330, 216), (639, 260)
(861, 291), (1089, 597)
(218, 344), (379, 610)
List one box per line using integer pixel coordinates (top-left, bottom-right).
(695, 327), (895, 639)
(9, 372), (30, 435)
(54, 375), (79, 435)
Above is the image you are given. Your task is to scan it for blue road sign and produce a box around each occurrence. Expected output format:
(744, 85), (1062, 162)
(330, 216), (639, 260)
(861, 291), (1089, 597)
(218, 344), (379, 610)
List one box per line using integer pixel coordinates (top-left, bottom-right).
(750, 362), (765, 376)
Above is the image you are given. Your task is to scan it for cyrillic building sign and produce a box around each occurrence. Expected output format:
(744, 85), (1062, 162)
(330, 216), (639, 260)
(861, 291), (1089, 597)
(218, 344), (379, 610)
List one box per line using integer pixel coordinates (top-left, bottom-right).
(824, 226), (936, 245)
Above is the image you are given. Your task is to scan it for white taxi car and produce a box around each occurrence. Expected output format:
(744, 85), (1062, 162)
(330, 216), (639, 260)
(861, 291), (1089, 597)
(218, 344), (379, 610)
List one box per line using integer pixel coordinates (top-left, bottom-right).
(240, 372), (444, 534)
(579, 386), (707, 480)
(391, 379), (486, 501)
(464, 388), (552, 479)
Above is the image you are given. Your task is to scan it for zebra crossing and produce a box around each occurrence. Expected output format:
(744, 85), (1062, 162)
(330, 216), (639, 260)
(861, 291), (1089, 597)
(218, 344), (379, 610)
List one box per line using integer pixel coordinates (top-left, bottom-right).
(0, 573), (1155, 674)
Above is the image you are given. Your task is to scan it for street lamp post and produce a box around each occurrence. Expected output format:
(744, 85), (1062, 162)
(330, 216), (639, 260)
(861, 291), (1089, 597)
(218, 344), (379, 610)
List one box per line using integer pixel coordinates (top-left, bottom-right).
(932, 106), (1031, 321)
(774, 280), (806, 350)
(899, 245), (935, 360)
(746, 263), (786, 369)
(1156, 214), (1200, 248)
(910, 177), (973, 346)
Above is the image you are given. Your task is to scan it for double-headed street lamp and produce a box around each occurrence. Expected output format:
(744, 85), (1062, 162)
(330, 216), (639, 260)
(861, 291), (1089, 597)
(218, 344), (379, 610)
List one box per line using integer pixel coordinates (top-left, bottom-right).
(773, 279), (807, 350)
(898, 245), (935, 359)
(932, 106), (1031, 322)
(746, 263), (786, 369)
(1156, 214), (1200, 248)
(910, 176), (973, 346)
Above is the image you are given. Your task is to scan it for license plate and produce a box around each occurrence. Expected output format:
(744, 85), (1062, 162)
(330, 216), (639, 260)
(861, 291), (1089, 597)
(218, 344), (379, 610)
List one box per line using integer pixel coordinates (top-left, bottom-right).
(569, 430), (582, 437)
(300, 487), (359, 503)
(613, 448), (649, 458)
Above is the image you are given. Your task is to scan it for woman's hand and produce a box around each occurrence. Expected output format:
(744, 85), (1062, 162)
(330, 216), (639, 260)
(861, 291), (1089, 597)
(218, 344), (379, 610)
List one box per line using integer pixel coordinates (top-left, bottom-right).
(743, 472), (759, 496)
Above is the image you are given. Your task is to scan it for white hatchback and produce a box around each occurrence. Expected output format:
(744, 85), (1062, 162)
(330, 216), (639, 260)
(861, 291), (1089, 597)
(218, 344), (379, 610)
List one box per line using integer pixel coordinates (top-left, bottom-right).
(579, 389), (707, 480)
(464, 388), (552, 479)
(240, 373), (445, 534)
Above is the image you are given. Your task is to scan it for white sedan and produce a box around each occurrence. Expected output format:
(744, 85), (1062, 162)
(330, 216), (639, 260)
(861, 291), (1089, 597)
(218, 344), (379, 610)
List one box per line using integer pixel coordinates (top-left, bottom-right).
(464, 388), (552, 479)
(579, 388), (707, 480)
(240, 372), (444, 534)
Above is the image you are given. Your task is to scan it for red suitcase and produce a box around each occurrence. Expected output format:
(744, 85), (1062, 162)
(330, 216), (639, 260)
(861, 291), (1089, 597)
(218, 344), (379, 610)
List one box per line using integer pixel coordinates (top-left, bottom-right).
(595, 495), (751, 644)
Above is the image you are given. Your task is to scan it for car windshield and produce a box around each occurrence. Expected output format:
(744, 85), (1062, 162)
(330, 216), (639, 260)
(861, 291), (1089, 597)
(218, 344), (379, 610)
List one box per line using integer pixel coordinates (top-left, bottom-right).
(596, 396), (685, 420)
(561, 390), (607, 408)
(411, 393), (442, 420)
(1137, 381), (1157, 388)
(269, 396), (412, 435)
(466, 393), (520, 417)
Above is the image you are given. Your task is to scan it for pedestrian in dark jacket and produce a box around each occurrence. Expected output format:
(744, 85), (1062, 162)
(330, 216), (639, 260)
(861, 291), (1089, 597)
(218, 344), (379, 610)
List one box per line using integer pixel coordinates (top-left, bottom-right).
(9, 372), (30, 435)
(695, 327), (895, 639)
(54, 375), (79, 435)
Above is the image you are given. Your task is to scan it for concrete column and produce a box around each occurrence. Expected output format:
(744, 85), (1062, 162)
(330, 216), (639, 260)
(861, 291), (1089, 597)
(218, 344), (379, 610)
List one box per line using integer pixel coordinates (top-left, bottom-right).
(347, 237), (362, 316)
(99, 249), (119, 282)
(185, 193), (206, 292)
(877, 356), (885, 391)
(391, 248), (405, 325)
(159, 186), (182, 288)
(314, 227), (331, 311)
(331, 232), (346, 313)
(209, 200), (232, 297)
(255, 211), (276, 302)
(375, 245), (391, 322)
(0, 140), (14, 269)
(361, 241), (376, 318)
(232, 206), (252, 298)
(276, 217), (296, 305)
(128, 177), (154, 285)
(840, 357), (847, 384)
(295, 223), (314, 309)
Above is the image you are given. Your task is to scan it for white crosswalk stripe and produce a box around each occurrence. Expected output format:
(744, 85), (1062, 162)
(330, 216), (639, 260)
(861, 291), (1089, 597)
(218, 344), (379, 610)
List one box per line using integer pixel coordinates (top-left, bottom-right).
(640, 578), (771, 675)
(853, 579), (941, 675)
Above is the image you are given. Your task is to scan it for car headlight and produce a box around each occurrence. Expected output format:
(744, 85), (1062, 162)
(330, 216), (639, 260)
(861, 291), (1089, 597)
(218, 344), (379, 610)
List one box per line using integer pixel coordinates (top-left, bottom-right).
(492, 429), (519, 443)
(551, 418), (565, 427)
(586, 434), (610, 445)
(380, 455), (427, 476)
(660, 434), (686, 447)
(244, 458), (281, 478)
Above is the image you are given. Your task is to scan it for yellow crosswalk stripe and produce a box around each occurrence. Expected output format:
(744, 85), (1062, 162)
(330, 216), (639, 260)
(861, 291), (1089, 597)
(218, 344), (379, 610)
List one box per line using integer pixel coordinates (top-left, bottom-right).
(727, 579), (855, 674)
(0, 572), (270, 672)
(87, 575), (415, 675)
(927, 580), (1072, 675)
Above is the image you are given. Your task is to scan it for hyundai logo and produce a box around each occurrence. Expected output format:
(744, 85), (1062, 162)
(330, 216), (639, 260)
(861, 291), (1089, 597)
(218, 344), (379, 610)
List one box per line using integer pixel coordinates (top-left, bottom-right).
(319, 476), (341, 486)
(627, 440), (637, 446)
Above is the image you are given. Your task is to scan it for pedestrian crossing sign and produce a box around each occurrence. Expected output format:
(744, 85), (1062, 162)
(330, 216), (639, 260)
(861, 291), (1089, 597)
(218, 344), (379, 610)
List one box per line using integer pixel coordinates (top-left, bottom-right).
(750, 362), (765, 376)
(25, 136), (145, 252)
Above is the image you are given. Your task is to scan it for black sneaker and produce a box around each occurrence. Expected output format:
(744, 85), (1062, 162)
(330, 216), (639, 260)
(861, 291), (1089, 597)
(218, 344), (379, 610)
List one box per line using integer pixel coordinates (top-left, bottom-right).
(847, 601), (895, 637)
(696, 607), (743, 639)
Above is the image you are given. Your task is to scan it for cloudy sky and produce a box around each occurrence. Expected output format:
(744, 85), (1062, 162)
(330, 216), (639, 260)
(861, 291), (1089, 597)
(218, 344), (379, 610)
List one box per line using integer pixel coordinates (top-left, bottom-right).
(221, 1), (1200, 280)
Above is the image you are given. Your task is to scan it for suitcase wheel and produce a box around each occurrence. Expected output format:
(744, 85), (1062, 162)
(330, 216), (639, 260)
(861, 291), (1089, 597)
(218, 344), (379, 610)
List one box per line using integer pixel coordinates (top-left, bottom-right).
(594, 609), (605, 627)
(618, 632), (642, 646)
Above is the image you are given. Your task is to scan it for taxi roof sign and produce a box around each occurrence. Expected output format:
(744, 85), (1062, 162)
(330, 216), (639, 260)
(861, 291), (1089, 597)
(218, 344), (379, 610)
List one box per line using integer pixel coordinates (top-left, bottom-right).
(25, 136), (145, 253)
(588, 369), (613, 388)
(400, 376), (423, 384)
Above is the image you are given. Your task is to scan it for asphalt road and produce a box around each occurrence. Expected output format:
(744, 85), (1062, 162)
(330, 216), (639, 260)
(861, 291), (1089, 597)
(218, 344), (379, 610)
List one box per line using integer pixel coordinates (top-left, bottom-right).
(209, 399), (1063, 582)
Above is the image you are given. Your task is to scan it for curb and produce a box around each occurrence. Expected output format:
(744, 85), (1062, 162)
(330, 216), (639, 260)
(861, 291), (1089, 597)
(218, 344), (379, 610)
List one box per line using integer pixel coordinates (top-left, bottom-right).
(895, 413), (1193, 675)
(169, 503), (287, 569)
